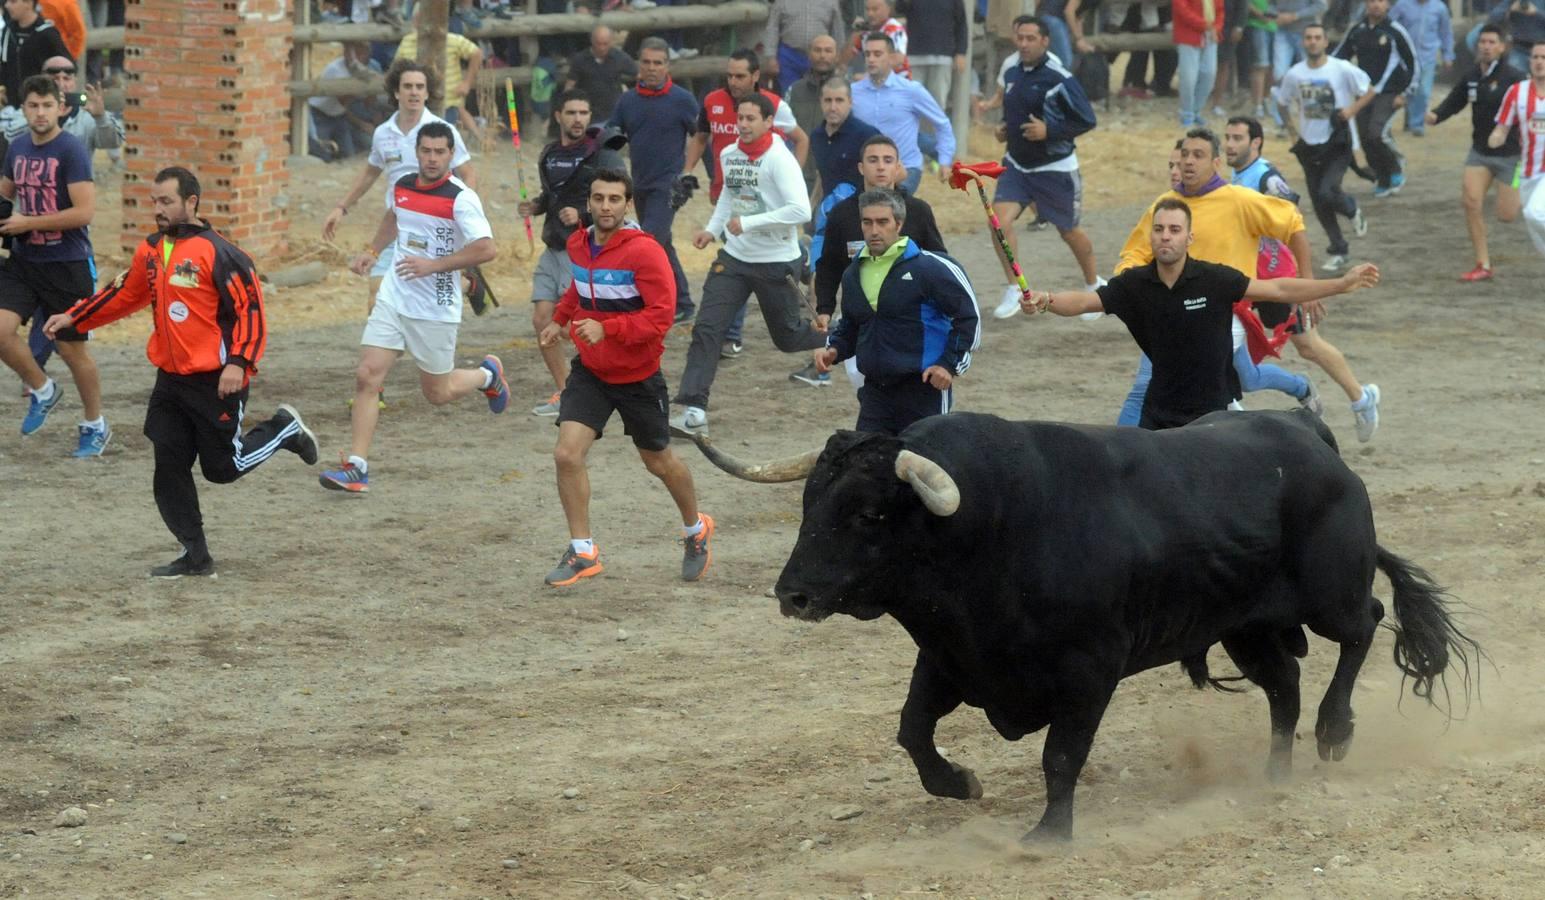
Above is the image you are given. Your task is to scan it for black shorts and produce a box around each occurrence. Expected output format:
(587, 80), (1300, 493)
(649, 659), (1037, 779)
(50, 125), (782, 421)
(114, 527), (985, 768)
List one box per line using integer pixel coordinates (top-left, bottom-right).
(0, 256), (95, 341)
(1256, 301), (1306, 336)
(556, 359), (671, 451)
(144, 369), (248, 458)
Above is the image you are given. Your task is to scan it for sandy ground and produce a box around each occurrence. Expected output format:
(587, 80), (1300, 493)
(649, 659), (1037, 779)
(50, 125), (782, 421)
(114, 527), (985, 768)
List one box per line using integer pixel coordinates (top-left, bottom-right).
(4, 102), (1545, 899)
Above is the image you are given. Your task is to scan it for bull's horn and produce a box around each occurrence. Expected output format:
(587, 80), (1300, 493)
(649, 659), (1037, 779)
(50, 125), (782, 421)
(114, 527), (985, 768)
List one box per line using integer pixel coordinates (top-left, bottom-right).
(895, 450), (960, 516)
(673, 427), (820, 483)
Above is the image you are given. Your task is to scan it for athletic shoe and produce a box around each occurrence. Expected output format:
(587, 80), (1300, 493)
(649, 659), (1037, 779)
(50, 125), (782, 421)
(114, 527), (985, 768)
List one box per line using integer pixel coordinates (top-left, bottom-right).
(681, 513), (715, 582)
(1211, 105), (1228, 119)
(20, 386), (60, 435)
(720, 341), (744, 360)
(1296, 380), (1324, 418)
(993, 284), (1022, 320)
(532, 392), (561, 416)
(1389, 172), (1406, 192)
(788, 363), (831, 387)
(480, 355), (509, 414)
(275, 403), (320, 465)
(1027, 214), (1049, 231)
(1253, 103), (1267, 118)
(1352, 384), (1380, 443)
(1321, 254), (1348, 273)
(672, 306), (695, 325)
(1352, 207), (1368, 237)
(72, 423), (111, 458)
(319, 459), (369, 494)
(671, 405), (707, 435)
(1460, 264), (1493, 283)
(465, 265), (498, 316)
(150, 552), (215, 579)
(545, 546), (603, 586)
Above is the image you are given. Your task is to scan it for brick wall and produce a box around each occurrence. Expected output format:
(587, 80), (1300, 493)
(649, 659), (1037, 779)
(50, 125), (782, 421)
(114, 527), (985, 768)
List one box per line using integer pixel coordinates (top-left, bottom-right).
(120, 0), (293, 259)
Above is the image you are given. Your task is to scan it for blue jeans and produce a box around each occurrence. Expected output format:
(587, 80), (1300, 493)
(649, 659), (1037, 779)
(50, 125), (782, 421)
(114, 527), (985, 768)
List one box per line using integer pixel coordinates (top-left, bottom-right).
(1268, 30), (1304, 125)
(901, 166), (923, 195)
(1407, 52), (1439, 131)
(1117, 354), (1151, 427)
(1044, 15), (1075, 69)
(1177, 42), (1218, 125)
(1233, 344), (1309, 398)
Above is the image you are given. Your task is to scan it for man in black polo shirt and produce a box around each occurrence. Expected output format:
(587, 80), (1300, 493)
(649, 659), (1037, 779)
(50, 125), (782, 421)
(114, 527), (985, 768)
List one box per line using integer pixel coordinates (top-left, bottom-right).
(1027, 198), (1379, 430)
(564, 25), (637, 123)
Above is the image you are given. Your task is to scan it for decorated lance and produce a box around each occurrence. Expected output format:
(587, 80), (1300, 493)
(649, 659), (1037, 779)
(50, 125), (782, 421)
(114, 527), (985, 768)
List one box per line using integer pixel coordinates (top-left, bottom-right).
(948, 161), (1034, 313)
(505, 78), (536, 256)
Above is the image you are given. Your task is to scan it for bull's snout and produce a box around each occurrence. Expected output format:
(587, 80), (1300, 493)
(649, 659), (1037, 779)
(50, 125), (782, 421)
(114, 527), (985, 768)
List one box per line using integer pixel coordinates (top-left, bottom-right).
(778, 591), (812, 619)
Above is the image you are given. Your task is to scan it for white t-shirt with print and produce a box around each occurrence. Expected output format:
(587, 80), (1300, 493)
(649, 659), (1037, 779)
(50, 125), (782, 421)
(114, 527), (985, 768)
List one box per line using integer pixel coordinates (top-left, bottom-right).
(367, 110), (473, 202)
(376, 174), (493, 323)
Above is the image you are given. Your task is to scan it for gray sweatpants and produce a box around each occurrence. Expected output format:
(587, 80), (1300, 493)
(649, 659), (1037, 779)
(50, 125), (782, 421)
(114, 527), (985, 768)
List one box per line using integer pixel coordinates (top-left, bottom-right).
(673, 251), (825, 410)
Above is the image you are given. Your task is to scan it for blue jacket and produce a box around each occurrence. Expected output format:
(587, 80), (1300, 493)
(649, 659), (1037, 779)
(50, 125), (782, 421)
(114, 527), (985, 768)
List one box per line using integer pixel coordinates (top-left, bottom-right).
(828, 239), (980, 382)
(1002, 54), (1096, 171)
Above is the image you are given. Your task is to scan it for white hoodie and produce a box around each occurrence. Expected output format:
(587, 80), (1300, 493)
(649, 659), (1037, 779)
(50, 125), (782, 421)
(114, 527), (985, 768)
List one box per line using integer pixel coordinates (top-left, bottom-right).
(705, 137), (810, 264)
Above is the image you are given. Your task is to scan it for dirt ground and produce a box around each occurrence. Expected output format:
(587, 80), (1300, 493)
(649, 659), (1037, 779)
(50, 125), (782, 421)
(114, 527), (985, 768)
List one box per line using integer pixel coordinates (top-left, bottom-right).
(5, 101), (1545, 899)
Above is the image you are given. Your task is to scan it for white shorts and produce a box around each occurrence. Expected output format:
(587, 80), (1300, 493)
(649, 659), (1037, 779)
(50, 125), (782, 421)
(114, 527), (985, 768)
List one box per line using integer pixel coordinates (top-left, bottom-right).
(361, 300), (459, 375)
(369, 244), (396, 279)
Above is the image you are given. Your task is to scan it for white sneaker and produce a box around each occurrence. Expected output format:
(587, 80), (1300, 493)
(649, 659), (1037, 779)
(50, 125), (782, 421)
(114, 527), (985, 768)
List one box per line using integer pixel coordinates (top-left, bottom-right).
(1352, 384), (1380, 443)
(670, 405), (707, 436)
(1321, 254), (1348, 273)
(993, 284), (1022, 319)
(1079, 277), (1107, 321)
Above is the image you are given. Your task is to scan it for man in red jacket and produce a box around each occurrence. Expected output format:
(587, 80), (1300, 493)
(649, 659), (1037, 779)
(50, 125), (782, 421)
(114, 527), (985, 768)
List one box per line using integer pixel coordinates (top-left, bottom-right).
(537, 168), (714, 588)
(44, 167), (320, 578)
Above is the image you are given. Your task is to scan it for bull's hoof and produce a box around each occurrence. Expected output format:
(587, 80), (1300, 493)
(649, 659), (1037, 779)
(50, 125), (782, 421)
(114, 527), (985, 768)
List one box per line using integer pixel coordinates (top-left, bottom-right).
(1021, 822), (1073, 843)
(1266, 754), (1293, 784)
(922, 762), (982, 800)
(1315, 719), (1354, 762)
(1317, 737), (1352, 762)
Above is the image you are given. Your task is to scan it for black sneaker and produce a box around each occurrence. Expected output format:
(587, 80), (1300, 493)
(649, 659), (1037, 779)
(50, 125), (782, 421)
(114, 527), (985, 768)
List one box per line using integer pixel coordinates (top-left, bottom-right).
(465, 265), (499, 316)
(720, 341), (743, 360)
(681, 514), (715, 582)
(788, 363), (831, 387)
(275, 404), (320, 465)
(150, 553), (216, 579)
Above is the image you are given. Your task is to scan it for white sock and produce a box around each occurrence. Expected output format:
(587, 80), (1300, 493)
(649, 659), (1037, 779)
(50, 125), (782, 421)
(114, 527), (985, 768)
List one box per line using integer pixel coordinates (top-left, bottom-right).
(571, 537), (595, 555)
(80, 416), (105, 431)
(32, 378), (56, 401)
(348, 455), (368, 473)
(480, 367), (494, 390)
(682, 516), (705, 537)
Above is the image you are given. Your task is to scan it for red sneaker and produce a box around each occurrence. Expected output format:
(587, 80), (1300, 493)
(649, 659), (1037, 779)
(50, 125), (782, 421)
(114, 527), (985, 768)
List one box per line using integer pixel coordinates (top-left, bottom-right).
(1459, 265), (1493, 283)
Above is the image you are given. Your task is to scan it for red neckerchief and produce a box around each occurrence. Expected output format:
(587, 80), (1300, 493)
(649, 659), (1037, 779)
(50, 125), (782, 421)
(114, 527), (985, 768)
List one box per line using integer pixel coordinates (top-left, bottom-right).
(738, 130), (775, 161)
(636, 77), (673, 97)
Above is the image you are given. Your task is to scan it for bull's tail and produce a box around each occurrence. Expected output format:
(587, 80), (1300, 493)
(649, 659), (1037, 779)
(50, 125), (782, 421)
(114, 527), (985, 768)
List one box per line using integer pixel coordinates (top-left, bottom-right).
(1377, 545), (1483, 715)
(1179, 653), (1249, 693)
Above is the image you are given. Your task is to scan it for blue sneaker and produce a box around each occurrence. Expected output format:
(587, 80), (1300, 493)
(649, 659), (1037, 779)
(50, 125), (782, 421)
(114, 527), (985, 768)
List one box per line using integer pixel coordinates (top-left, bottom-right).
(319, 459), (369, 494)
(788, 363), (831, 387)
(1389, 172), (1405, 193)
(72, 423), (111, 458)
(1372, 184), (1395, 199)
(21, 387), (60, 435)
(480, 354), (509, 414)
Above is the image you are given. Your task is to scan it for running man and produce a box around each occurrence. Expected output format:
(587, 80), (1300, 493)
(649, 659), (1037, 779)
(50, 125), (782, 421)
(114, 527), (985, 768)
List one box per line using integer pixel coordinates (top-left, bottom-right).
(988, 15), (1101, 320)
(1427, 24), (1523, 281)
(44, 167), (320, 577)
(519, 89), (627, 416)
(1489, 41), (1545, 258)
(1334, 0), (1419, 197)
(0, 75), (106, 456)
(1277, 23), (1375, 272)
(813, 189), (979, 435)
(538, 168), (714, 587)
(1029, 199), (1381, 430)
(320, 122), (505, 494)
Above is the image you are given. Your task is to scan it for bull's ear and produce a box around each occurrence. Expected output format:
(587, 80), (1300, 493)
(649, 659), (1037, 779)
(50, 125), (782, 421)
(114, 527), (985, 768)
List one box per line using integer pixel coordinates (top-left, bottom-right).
(822, 429), (876, 459)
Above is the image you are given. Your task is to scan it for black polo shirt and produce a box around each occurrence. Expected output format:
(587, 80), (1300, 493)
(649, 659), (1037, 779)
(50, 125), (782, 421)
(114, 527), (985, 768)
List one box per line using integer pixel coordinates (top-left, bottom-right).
(1098, 257), (1251, 430)
(566, 48), (638, 121)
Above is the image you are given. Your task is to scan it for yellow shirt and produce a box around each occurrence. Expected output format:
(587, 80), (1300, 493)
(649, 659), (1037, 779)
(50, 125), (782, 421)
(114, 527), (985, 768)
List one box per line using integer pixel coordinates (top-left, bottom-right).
(1116, 184), (1305, 276)
(858, 237), (909, 309)
(394, 32), (479, 101)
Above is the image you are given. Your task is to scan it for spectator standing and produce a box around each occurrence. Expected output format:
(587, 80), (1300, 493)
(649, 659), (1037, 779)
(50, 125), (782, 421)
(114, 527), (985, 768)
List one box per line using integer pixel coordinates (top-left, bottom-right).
(1173, 0), (1225, 126)
(1334, 0), (1418, 197)
(761, 0), (845, 92)
(1391, 0), (1453, 135)
(783, 34), (841, 188)
(1487, 1), (1545, 71)
(1244, 0), (1277, 117)
(906, 0), (969, 109)
(1036, 0), (1077, 66)
(611, 37), (700, 323)
(37, 0), (81, 62)
(394, 5), (485, 140)
(565, 26), (637, 123)
(847, 0), (910, 77)
(851, 32), (954, 194)
(0, 0), (69, 110)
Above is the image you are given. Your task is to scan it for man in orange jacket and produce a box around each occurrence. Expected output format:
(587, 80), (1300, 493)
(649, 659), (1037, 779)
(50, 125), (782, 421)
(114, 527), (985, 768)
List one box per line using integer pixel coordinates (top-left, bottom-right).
(45, 166), (320, 578)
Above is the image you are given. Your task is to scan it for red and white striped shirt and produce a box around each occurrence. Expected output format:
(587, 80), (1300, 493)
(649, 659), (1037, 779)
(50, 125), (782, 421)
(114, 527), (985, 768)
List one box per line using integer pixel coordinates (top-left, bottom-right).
(1497, 79), (1545, 180)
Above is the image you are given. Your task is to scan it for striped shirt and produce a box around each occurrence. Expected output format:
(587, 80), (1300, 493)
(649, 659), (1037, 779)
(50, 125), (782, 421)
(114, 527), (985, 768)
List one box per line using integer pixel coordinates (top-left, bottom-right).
(378, 173), (493, 323)
(1497, 79), (1545, 180)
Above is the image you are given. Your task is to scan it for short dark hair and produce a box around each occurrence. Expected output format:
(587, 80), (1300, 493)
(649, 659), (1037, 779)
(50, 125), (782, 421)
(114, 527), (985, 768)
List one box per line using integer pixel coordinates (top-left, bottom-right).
(21, 74), (59, 104)
(1153, 197), (1193, 227)
(1479, 23), (1508, 42)
(1183, 126), (1221, 158)
(860, 134), (899, 155)
(738, 92), (775, 120)
(1227, 115), (1265, 148)
(154, 166), (201, 213)
(857, 188), (906, 222)
(1012, 14), (1050, 37)
(556, 88), (591, 112)
(1302, 22), (1327, 36)
(863, 32), (896, 51)
(416, 121), (455, 148)
(729, 47), (761, 72)
(589, 166), (634, 201)
(385, 59), (435, 110)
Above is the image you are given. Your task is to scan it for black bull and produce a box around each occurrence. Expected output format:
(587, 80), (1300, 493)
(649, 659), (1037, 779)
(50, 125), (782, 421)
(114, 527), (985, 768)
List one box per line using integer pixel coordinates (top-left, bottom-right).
(679, 409), (1480, 841)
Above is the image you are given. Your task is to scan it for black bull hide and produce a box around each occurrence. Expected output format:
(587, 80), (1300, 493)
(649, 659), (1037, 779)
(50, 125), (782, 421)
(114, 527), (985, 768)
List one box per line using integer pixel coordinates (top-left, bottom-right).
(685, 409), (1481, 841)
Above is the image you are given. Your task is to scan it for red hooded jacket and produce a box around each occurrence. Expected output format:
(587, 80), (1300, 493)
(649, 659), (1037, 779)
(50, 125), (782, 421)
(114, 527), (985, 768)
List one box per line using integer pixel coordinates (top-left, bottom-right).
(552, 223), (676, 384)
(1172, 0), (1226, 48)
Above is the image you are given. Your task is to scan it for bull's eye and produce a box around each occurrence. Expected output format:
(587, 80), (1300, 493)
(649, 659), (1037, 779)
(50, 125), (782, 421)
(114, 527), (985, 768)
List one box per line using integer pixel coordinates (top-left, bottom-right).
(856, 510), (885, 525)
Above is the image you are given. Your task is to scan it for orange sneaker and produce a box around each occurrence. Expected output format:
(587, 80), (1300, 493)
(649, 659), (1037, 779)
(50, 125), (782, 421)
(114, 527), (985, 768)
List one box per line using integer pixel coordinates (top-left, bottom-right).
(545, 546), (603, 586)
(1460, 264), (1493, 283)
(681, 513), (714, 581)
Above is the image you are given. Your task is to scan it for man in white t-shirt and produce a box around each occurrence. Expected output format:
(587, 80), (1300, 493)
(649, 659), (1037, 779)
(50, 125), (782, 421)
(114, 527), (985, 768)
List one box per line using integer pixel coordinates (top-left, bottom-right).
(1276, 24), (1376, 271)
(1488, 42), (1545, 258)
(671, 93), (826, 434)
(319, 123), (504, 495)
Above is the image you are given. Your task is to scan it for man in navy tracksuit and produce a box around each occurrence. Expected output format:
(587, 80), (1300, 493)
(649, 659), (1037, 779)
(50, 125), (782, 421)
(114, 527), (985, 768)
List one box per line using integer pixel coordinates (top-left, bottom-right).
(813, 189), (979, 435)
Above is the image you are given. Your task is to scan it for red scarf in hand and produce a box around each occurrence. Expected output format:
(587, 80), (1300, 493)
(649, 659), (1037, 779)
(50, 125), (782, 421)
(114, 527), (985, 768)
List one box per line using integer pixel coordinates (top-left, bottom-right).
(1232, 300), (1295, 363)
(738, 130), (775, 161)
(636, 77), (673, 97)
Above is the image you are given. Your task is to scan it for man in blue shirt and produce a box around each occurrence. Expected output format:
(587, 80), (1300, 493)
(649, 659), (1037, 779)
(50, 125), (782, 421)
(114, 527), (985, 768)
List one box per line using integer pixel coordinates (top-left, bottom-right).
(610, 37), (699, 323)
(1391, 0), (1454, 135)
(989, 15), (1102, 320)
(850, 32), (955, 194)
(808, 76), (880, 199)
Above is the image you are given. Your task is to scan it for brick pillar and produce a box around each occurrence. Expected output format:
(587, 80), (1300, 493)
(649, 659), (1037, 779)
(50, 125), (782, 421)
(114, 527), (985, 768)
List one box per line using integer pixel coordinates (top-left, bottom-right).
(120, 0), (293, 259)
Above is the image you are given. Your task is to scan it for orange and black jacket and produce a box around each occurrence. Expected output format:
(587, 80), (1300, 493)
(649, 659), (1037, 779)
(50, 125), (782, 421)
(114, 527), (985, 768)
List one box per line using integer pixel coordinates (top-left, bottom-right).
(67, 220), (266, 381)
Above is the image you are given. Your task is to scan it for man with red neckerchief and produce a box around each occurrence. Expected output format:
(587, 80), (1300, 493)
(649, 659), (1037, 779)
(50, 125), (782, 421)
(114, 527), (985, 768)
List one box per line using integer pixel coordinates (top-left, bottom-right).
(681, 48), (809, 205)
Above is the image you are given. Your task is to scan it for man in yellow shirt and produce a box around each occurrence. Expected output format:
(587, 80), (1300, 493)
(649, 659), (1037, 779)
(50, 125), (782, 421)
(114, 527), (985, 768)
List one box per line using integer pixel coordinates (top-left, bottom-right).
(395, 9), (485, 142)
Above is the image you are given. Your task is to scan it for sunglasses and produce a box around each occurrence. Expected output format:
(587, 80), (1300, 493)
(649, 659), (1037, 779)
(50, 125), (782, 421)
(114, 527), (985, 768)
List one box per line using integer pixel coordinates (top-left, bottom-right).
(44, 67), (75, 75)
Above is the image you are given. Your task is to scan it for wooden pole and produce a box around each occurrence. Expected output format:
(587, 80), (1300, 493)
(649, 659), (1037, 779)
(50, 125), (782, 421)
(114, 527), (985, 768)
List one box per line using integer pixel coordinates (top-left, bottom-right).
(289, 0), (310, 158)
(290, 1), (771, 44)
(950, 0), (971, 160)
(417, 0), (451, 116)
